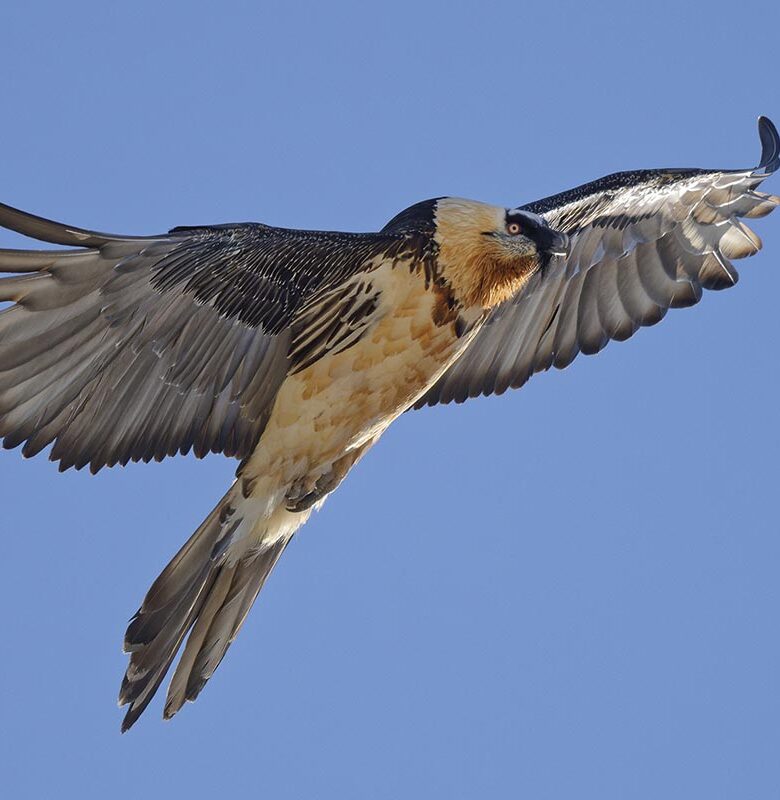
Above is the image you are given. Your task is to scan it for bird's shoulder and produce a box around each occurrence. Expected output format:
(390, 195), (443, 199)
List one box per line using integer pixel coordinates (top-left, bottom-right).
(148, 207), (439, 335)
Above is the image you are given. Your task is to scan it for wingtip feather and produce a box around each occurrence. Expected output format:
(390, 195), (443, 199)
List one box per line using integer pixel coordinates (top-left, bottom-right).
(757, 116), (780, 173)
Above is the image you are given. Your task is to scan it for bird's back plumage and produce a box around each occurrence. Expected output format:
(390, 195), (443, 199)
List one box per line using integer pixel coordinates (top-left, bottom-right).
(0, 208), (436, 472)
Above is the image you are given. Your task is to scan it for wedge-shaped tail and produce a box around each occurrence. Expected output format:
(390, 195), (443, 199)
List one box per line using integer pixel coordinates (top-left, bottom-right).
(118, 489), (292, 731)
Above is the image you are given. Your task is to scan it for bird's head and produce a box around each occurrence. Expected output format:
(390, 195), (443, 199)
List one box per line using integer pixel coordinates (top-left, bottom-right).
(434, 198), (569, 309)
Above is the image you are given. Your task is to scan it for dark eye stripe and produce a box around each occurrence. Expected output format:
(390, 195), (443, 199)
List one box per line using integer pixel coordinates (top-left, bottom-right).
(506, 209), (545, 233)
(506, 212), (540, 236)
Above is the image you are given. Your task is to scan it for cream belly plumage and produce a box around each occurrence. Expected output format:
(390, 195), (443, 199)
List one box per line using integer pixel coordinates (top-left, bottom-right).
(245, 262), (473, 507)
(146, 260), (483, 724)
(0, 116), (776, 730)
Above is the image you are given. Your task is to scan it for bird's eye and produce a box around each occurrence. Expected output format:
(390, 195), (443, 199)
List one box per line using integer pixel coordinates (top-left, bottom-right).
(507, 222), (522, 235)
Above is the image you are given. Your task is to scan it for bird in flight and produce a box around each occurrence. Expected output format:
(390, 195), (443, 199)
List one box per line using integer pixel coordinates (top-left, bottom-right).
(0, 118), (777, 731)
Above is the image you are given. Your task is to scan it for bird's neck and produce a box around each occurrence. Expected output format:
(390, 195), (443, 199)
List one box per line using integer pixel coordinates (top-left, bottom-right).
(433, 198), (539, 310)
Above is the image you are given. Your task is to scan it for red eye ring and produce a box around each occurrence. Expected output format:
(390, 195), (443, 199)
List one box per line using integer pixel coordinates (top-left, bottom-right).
(507, 222), (521, 235)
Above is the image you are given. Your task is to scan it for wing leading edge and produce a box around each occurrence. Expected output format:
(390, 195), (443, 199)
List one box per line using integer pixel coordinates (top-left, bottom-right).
(416, 117), (779, 408)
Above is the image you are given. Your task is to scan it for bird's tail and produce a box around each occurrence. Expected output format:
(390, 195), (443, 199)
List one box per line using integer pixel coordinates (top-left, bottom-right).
(118, 486), (295, 731)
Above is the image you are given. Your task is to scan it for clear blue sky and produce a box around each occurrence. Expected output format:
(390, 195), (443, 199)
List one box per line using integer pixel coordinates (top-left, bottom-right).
(1, 1), (778, 797)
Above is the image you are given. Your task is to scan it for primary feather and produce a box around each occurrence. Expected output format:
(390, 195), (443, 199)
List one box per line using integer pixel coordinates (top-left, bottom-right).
(417, 117), (779, 406)
(0, 117), (776, 730)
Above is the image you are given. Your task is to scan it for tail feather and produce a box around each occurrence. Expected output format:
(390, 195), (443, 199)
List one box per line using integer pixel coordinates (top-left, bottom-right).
(119, 489), (296, 731)
(165, 540), (289, 718)
(123, 499), (227, 651)
(119, 573), (217, 732)
(189, 548), (287, 685)
(162, 566), (238, 717)
(119, 489), (234, 730)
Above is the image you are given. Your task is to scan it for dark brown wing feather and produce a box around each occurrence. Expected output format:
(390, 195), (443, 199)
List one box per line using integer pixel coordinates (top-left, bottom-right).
(0, 208), (424, 472)
(416, 117), (779, 408)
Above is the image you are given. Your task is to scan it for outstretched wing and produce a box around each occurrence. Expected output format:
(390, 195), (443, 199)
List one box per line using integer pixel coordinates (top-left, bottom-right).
(416, 117), (780, 408)
(0, 207), (411, 472)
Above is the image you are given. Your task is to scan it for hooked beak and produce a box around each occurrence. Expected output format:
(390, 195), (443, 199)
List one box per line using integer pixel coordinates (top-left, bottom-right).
(539, 226), (570, 258)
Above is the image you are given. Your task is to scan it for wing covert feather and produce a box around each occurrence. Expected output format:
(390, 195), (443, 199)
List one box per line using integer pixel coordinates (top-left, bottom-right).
(416, 117), (779, 409)
(0, 208), (412, 471)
